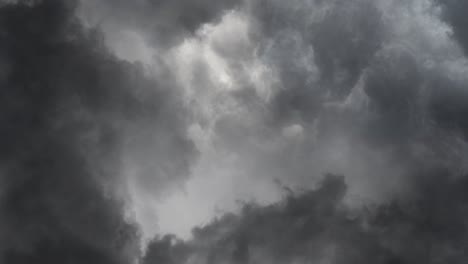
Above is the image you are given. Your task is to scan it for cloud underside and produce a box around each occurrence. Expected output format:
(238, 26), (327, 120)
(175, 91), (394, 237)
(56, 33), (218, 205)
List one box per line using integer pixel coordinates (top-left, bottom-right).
(144, 173), (468, 264)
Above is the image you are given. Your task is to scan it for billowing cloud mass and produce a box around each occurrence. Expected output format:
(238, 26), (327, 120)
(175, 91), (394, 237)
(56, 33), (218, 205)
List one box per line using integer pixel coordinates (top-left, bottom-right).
(0, 0), (195, 263)
(3, 0), (468, 263)
(143, 173), (468, 264)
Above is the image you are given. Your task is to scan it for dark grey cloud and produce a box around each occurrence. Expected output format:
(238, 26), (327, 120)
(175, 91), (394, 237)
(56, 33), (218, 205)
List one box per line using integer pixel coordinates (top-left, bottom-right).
(437, 0), (468, 54)
(0, 0), (196, 262)
(201, 0), (468, 192)
(431, 0), (468, 138)
(119, 0), (468, 241)
(5, 0), (468, 263)
(190, 0), (427, 202)
(140, 0), (468, 263)
(248, 0), (384, 123)
(144, 172), (468, 264)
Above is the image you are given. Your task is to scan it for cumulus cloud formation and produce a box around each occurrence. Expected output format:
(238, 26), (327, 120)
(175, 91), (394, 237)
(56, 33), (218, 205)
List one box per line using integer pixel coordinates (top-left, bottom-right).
(3, 0), (468, 263)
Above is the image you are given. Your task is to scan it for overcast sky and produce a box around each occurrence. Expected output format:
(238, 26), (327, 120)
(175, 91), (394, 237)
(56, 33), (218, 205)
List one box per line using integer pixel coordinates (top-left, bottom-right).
(2, 0), (468, 263)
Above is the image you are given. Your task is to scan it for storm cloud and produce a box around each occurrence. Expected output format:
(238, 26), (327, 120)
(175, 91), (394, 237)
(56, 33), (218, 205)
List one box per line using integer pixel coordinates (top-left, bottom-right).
(142, 0), (468, 262)
(3, 0), (468, 263)
(0, 0), (195, 263)
(143, 172), (468, 264)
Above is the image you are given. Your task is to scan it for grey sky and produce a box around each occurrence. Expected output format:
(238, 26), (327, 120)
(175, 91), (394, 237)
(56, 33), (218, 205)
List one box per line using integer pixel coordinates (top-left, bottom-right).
(2, 0), (468, 263)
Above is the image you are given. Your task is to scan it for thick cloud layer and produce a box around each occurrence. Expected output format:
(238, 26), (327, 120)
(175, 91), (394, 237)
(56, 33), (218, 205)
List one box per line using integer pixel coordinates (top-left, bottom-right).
(147, 1), (468, 229)
(141, 0), (468, 263)
(0, 0), (195, 263)
(143, 173), (468, 264)
(0, 1), (138, 262)
(4, 0), (468, 263)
